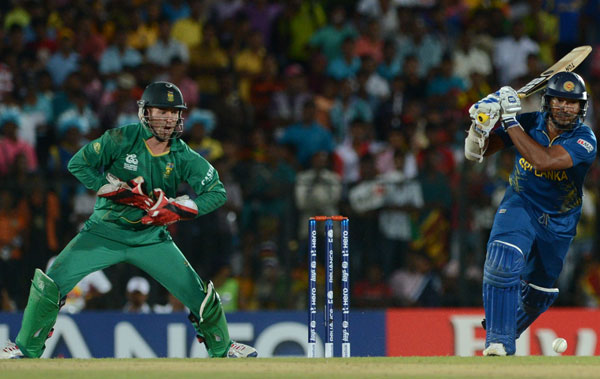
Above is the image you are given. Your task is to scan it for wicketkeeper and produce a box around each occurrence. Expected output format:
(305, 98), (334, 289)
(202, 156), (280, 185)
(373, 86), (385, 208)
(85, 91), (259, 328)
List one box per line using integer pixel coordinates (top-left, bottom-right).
(1, 82), (257, 359)
(465, 72), (597, 356)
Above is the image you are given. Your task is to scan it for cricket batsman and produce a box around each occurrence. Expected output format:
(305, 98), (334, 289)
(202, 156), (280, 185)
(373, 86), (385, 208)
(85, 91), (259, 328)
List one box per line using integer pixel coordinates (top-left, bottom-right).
(1, 82), (257, 359)
(464, 72), (597, 355)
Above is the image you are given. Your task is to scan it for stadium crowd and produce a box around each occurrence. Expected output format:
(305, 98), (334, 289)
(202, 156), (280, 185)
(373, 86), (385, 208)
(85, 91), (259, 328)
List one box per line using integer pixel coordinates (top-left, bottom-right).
(1, 0), (600, 313)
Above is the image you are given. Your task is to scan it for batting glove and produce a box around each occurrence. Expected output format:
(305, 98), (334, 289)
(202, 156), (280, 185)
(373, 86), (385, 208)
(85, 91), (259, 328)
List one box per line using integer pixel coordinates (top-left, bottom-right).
(97, 173), (154, 211)
(498, 86), (521, 119)
(468, 93), (501, 137)
(141, 188), (199, 226)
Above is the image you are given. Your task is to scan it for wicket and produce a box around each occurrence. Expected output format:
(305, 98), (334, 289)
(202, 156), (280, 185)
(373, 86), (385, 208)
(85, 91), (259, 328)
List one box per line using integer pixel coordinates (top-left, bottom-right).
(308, 215), (350, 358)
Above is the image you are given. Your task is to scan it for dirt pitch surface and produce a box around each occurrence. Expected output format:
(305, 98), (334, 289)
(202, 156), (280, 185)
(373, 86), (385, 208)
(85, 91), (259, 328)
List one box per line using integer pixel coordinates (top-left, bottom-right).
(2, 356), (600, 378)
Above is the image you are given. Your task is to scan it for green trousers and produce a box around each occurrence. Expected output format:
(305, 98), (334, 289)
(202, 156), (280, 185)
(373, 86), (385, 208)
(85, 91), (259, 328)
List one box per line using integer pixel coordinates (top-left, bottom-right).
(27, 229), (231, 357)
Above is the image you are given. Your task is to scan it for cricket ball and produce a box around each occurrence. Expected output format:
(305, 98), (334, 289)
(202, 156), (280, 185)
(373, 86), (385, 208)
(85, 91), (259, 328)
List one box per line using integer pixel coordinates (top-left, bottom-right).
(552, 338), (567, 354)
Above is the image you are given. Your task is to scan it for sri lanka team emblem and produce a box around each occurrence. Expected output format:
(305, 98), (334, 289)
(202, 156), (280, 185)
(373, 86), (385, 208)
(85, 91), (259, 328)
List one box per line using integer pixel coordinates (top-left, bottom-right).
(167, 91), (174, 102)
(164, 162), (174, 178)
(563, 81), (575, 92)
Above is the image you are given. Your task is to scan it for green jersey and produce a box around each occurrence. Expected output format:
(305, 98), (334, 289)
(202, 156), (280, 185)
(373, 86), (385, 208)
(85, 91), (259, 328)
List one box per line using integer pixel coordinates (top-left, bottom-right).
(67, 123), (226, 245)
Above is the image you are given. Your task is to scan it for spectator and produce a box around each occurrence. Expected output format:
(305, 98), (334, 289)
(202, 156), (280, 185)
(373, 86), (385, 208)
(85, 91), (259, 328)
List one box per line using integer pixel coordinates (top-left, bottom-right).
(353, 263), (393, 308)
(154, 292), (187, 313)
(0, 111), (38, 177)
(354, 18), (384, 63)
(189, 22), (229, 97)
(389, 249), (443, 307)
(244, 0), (283, 50)
(170, 0), (207, 50)
(309, 5), (357, 61)
(278, 100), (334, 168)
(295, 150), (342, 238)
(99, 31), (143, 78)
(326, 36), (360, 80)
(269, 64), (312, 127)
(234, 29), (266, 102)
(146, 18), (189, 68)
(184, 108), (223, 161)
(123, 276), (152, 313)
(493, 20), (539, 86)
(45, 28), (79, 87)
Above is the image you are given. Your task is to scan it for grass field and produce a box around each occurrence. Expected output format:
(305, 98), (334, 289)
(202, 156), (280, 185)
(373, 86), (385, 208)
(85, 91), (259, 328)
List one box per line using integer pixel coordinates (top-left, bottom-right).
(2, 357), (600, 378)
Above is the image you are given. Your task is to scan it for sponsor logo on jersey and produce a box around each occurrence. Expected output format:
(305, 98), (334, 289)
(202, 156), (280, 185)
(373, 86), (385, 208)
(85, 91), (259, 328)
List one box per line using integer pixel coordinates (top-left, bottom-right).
(577, 138), (594, 153)
(124, 154), (138, 171)
(518, 157), (568, 181)
(93, 142), (101, 154)
(164, 162), (174, 178)
(201, 166), (215, 185)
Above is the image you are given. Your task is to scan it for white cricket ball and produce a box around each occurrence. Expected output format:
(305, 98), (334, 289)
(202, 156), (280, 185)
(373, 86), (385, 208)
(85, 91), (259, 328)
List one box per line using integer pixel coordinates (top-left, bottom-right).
(552, 338), (567, 354)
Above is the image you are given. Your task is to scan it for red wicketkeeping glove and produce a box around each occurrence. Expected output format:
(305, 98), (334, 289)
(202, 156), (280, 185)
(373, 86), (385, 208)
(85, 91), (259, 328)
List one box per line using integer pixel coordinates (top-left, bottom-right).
(97, 173), (154, 211)
(141, 188), (199, 226)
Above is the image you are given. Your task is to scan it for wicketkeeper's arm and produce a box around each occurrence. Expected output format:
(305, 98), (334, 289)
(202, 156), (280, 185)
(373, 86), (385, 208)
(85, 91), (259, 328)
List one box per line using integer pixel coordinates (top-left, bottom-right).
(180, 154), (227, 216)
(67, 131), (120, 191)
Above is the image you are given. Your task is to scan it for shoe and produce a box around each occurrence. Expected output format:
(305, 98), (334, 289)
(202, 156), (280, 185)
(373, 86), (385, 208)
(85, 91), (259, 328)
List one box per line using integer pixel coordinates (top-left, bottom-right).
(0, 340), (24, 359)
(227, 341), (258, 358)
(483, 343), (507, 356)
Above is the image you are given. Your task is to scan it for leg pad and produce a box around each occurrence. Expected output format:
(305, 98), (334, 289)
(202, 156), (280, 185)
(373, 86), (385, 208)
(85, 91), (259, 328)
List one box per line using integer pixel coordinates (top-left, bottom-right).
(483, 241), (525, 355)
(516, 282), (558, 337)
(187, 281), (232, 358)
(15, 269), (61, 358)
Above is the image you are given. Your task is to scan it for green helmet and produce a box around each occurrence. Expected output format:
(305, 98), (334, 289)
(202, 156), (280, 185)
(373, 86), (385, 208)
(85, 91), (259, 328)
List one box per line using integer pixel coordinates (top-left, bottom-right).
(137, 81), (187, 140)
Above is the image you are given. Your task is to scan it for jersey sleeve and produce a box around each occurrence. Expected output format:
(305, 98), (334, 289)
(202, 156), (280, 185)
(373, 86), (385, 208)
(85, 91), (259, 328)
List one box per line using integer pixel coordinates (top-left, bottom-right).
(67, 129), (121, 191)
(561, 126), (597, 167)
(180, 148), (227, 216)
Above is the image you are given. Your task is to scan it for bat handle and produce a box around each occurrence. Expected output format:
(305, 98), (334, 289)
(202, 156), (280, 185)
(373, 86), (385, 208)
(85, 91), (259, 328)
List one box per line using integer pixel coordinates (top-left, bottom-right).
(476, 113), (489, 123)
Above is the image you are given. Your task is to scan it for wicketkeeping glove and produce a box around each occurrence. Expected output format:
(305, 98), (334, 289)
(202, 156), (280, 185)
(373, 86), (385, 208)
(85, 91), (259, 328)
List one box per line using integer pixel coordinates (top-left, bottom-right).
(97, 173), (154, 211)
(140, 188), (199, 226)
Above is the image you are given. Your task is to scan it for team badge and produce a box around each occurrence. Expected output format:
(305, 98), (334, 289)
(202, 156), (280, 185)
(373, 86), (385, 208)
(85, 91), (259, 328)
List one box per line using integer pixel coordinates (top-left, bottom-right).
(563, 81), (575, 92)
(93, 142), (101, 154)
(164, 162), (174, 178)
(167, 91), (174, 102)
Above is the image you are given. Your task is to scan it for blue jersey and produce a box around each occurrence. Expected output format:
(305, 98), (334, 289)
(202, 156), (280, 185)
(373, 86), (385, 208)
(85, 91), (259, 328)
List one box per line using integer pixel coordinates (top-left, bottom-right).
(493, 112), (597, 215)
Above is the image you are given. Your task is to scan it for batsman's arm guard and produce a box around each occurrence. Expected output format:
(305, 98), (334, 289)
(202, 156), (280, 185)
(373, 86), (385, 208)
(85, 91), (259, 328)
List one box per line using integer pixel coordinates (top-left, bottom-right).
(187, 280), (232, 358)
(15, 269), (61, 358)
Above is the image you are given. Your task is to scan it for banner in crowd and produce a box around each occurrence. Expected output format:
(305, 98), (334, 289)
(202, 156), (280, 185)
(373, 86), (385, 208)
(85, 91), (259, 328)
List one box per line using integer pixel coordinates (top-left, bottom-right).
(1, 308), (598, 357)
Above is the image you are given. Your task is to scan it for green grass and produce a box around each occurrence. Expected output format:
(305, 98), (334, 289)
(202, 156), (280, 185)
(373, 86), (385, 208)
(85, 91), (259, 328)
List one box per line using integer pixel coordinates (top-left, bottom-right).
(2, 356), (600, 378)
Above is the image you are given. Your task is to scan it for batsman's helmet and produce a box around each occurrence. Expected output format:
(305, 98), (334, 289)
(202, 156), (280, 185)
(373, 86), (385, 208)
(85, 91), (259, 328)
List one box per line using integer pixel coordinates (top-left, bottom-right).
(542, 72), (588, 124)
(137, 81), (187, 139)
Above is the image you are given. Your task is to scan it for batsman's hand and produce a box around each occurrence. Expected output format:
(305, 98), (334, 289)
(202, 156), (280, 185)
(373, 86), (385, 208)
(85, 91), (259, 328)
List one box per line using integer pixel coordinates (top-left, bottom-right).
(141, 188), (199, 226)
(97, 173), (154, 211)
(498, 86), (521, 119)
(469, 93), (501, 137)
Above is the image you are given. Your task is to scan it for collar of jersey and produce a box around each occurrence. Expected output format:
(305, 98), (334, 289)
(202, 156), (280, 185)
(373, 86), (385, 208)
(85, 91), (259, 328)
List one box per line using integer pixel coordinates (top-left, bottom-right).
(537, 112), (581, 137)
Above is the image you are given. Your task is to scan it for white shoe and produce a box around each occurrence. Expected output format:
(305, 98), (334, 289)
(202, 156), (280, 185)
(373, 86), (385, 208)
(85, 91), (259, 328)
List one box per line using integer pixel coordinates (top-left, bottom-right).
(0, 340), (24, 359)
(227, 341), (258, 358)
(483, 343), (507, 356)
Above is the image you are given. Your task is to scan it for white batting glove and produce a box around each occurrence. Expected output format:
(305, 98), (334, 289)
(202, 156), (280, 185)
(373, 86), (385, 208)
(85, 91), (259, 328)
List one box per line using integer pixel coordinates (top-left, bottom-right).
(498, 86), (521, 119)
(496, 86), (522, 131)
(468, 93), (501, 138)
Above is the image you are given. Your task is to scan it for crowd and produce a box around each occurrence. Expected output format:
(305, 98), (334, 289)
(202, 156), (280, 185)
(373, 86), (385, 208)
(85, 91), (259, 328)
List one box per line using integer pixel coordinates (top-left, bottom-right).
(2, 0), (600, 313)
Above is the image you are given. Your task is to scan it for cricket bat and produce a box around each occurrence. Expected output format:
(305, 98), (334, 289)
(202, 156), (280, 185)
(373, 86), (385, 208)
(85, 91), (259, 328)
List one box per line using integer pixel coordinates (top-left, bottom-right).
(477, 45), (592, 124)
